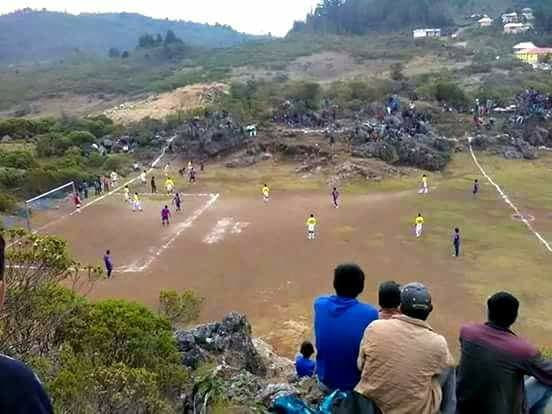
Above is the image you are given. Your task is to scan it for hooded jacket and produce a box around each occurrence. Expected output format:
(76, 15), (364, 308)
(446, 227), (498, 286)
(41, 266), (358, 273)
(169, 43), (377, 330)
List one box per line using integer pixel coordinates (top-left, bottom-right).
(314, 295), (378, 391)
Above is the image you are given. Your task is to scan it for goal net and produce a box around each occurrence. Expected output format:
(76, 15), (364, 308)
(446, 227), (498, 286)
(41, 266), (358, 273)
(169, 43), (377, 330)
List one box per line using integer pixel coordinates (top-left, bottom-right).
(24, 181), (77, 231)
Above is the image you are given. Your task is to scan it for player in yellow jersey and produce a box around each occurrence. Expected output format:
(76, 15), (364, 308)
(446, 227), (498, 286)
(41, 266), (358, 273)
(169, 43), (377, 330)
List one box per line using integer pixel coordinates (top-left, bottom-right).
(306, 214), (317, 240)
(420, 174), (429, 194)
(415, 213), (424, 238)
(132, 192), (143, 212)
(165, 177), (175, 194)
(262, 184), (270, 203)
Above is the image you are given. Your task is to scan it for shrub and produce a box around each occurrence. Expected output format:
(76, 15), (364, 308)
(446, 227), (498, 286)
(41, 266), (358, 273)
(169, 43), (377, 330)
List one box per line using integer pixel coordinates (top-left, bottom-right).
(0, 167), (27, 189)
(159, 289), (204, 329)
(103, 154), (133, 176)
(67, 131), (96, 146)
(0, 118), (54, 139)
(0, 193), (17, 213)
(0, 149), (37, 169)
(35, 133), (72, 157)
(287, 81), (322, 110)
(433, 82), (470, 110)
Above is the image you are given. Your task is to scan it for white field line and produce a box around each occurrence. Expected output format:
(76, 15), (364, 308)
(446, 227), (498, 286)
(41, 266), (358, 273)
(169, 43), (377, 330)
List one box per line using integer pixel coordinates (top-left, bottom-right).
(31, 136), (178, 234)
(203, 218), (233, 244)
(468, 137), (552, 253)
(117, 193), (220, 273)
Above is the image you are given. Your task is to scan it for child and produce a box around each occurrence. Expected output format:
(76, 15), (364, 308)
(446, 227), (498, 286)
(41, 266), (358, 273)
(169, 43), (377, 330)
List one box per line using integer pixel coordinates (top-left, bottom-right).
(132, 193), (143, 212)
(262, 184), (270, 203)
(415, 213), (424, 238)
(331, 187), (340, 208)
(295, 341), (316, 378)
(161, 205), (171, 226)
(378, 281), (402, 320)
(173, 192), (181, 212)
(124, 185), (130, 203)
(306, 214), (317, 240)
(472, 179), (480, 197)
(103, 250), (113, 279)
(453, 227), (461, 257)
(165, 177), (175, 194)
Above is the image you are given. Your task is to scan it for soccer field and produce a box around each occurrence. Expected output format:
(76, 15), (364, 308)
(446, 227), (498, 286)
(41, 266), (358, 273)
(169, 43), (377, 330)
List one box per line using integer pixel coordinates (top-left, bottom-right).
(37, 154), (552, 357)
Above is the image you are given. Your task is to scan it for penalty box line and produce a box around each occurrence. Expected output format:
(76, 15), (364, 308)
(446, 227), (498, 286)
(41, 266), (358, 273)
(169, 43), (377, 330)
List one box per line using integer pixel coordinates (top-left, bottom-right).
(468, 137), (552, 254)
(116, 193), (220, 274)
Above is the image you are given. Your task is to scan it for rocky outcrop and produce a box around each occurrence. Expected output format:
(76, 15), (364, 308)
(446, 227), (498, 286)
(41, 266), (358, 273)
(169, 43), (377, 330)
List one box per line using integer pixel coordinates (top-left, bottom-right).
(471, 134), (539, 160)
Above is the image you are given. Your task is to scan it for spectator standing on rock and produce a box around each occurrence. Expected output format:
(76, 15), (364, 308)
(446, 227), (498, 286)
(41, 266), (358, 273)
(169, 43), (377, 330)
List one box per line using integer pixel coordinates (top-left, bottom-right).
(314, 264), (378, 392)
(356, 282), (456, 414)
(378, 281), (401, 320)
(0, 236), (54, 413)
(457, 292), (552, 414)
(295, 341), (316, 378)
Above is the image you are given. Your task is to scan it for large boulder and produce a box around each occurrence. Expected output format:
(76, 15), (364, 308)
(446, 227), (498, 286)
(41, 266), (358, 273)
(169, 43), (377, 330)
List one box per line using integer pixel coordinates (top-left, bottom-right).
(175, 312), (267, 376)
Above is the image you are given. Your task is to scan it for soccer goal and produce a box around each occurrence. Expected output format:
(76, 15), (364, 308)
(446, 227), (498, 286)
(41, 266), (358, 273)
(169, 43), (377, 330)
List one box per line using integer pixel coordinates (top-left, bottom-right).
(24, 181), (78, 231)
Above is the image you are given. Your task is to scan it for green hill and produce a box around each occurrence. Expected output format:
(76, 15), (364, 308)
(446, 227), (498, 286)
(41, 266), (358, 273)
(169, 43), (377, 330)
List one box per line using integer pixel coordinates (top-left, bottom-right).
(0, 9), (263, 64)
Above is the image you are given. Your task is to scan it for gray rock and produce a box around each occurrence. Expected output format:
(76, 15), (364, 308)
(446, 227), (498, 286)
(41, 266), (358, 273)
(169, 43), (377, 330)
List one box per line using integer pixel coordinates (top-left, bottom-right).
(1, 135), (12, 142)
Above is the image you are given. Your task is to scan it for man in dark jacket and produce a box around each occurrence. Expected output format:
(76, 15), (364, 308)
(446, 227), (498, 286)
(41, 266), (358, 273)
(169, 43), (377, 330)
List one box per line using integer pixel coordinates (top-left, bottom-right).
(0, 235), (53, 413)
(457, 292), (552, 414)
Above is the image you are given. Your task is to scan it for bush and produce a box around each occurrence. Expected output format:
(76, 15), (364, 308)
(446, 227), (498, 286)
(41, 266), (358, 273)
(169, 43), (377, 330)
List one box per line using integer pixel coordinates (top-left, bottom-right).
(159, 289), (204, 329)
(0, 118), (54, 139)
(67, 131), (96, 146)
(433, 82), (470, 110)
(0, 149), (37, 169)
(287, 81), (322, 110)
(103, 154), (133, 176)
(0, 167), (27, 189)
(0, 193), (17, 213)
(35, 133), (72, 157)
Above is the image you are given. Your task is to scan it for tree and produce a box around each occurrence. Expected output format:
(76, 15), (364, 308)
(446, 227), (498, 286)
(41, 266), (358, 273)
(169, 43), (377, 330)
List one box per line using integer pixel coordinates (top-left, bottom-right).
(164, 29), (182, 46)
(155, 33), (163, 45)
(108, 47), (121, 58)
(159, 289), (204, 329)
(121, 50), (130, 59)
(67, 130), (96, 146)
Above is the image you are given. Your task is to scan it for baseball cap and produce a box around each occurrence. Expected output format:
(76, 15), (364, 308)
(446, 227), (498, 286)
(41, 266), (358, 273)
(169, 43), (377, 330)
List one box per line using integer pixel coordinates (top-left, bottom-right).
(401, 282), (432, 311)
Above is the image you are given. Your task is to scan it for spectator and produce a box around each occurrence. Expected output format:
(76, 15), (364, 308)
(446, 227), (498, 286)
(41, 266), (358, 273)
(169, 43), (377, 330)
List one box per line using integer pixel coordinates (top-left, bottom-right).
(356, 282), (456, 414)
(314, 264), (378, 391)
(295, 341), (316, 378)
(0, 235), (54, 413)
(378, 281), (401, 320)
(457, 292), (552, 414)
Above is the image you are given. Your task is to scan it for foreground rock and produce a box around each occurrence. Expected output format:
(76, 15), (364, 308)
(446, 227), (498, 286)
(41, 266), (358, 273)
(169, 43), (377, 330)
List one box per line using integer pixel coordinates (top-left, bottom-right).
(177, 313), (324, 413)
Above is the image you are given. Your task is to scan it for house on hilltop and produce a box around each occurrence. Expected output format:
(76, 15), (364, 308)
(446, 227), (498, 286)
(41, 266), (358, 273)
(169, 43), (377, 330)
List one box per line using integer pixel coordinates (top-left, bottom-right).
(513, 42), (536, 51)
(478, 16), (493, 27)
(413, 28), (441, 39)
(515, 48), (552, 65)
(502, 12), (519, 24)
(504, 22), (532, 34)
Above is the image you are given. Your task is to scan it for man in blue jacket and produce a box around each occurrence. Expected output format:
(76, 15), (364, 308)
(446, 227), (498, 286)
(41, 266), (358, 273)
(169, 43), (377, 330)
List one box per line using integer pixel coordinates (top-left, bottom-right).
(0, 235), (53, 414)
(314, 263), (378, 391)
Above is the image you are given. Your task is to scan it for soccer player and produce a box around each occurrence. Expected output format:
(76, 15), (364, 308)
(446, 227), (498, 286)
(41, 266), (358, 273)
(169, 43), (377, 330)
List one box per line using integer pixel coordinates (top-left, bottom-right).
(173, 192), (182, 212)
(132, 193), (143, 212)
(453, 227), (461, 257)
(73, 192), (82, 212)
(110, 171), (119, 184)
(104, 250), (113, 278)
(189, 167), (196, 184)
(140, 170), (147, 187)
(262, 184), (270, 203)
(123, 185), (130, 203)
(472, 179), (480, 197)
(415, 213), (424, 238)
(306, 214), (317, 240)
(164, 163), (170, 177)
(420, 174), (429, 194)
(165, 177), (175, 194)
(151, 176), (157, 193)
(161, 205), (171, 226)
(331, 187), (340, 208)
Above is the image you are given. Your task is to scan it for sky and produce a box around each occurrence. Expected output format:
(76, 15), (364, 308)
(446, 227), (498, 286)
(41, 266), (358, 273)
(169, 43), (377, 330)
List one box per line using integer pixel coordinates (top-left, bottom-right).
(0, 1), (320, 36)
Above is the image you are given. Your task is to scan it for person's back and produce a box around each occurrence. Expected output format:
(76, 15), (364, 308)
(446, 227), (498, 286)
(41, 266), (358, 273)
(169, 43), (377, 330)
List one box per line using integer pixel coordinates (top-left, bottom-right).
(314, 264), (378, 391)
(356, 283), (455, 414)
(457, 292), (552, 414)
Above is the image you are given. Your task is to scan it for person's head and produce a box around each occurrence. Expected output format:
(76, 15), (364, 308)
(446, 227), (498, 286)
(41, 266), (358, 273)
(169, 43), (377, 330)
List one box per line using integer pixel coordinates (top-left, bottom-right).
(125, 185), (128, 189)
(143, 170), (146, 173)
(418, 213), (422, 217)
(310, 214), (314, 218)
(455, 227), (460, 233)
(164, 205), (168, 209)
(333, 187), (337, 191)
(0, 234), (5, 310)
(333, 263), (365, 298)
(300, 341), (315, 359)
(475, 179), (478, 183)
(135, 192), (138, 195)
(423, 174), (427, 178)
(487, 292), (519, 328)
(106, 249), (110, 256)
(378, 281), (402, 310)
(400, 282), (433, 321)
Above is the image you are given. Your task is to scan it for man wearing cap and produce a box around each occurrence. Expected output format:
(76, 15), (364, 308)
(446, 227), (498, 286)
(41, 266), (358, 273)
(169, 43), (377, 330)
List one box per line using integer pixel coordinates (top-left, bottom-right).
(355, 282), (456, 414)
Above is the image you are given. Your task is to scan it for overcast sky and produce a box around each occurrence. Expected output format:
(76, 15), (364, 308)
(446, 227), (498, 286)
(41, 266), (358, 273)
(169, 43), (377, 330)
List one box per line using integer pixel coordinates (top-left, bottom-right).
(0, 1), (320, 36)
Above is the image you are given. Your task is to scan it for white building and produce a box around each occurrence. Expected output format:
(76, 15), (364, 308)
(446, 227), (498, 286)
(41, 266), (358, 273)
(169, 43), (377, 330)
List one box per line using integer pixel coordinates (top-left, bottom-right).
(413, 28), (442, 39)
(504, 22), (532, 34)
(502, 12), (519, 24)
(478, 17), (493, 27)
(513, 42), (537, 51)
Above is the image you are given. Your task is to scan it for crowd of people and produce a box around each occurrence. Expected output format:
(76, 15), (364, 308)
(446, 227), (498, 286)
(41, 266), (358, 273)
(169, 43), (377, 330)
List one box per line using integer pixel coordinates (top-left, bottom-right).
(290, 264), (551, 414)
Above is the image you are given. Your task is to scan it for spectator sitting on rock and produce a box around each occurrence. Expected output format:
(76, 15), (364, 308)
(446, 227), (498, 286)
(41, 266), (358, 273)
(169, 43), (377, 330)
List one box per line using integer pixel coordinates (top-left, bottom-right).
(355, 282), (456, 414)
(0, 235), (54, 413)
(314, 263), (378, 392)
(457, 292), (552, 414)
(295, 341), (316, 378)
(378, 281), (401, 320)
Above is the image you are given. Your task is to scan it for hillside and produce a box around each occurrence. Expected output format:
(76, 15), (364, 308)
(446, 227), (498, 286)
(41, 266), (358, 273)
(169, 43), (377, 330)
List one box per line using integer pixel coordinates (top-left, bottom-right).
(0, 9), (262, 64)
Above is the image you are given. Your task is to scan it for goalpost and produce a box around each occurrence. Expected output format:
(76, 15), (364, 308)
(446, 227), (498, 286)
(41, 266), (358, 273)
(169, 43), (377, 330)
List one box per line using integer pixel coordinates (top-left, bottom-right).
(24, 181), (77, 232)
